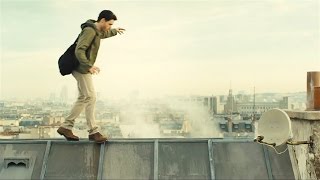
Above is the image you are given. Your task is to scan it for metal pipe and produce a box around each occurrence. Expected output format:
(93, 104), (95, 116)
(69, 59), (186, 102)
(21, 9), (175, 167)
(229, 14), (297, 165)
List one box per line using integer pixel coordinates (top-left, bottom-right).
(314, 86), (320, 110)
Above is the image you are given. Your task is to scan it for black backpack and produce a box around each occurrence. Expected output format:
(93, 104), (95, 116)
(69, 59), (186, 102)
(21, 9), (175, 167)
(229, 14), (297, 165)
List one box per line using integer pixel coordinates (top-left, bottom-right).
(58, 37), (79, 76)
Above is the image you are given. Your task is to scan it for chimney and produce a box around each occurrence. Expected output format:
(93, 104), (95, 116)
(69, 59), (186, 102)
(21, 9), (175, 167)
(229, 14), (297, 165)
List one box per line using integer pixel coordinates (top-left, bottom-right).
(307, 71), (320, 111)
(314, 86), (320, 110)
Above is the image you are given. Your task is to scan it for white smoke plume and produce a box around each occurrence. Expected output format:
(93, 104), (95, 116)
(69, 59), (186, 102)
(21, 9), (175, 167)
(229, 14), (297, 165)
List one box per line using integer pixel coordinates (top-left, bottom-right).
(116, 96), (222, 138)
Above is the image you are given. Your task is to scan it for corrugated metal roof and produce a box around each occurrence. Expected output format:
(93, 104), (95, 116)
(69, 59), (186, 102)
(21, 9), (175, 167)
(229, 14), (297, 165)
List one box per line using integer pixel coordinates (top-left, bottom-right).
(0, 138), (295, 180)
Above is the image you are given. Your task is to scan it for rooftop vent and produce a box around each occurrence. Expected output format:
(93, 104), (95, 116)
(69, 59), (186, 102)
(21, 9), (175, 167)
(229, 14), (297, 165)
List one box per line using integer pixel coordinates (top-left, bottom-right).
(4, 157), (30, 168)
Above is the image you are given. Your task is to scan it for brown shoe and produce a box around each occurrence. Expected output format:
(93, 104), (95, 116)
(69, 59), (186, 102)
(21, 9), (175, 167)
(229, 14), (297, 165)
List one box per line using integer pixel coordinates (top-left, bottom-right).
(57, 127), (79, 141)
(89, 132), (107, 143)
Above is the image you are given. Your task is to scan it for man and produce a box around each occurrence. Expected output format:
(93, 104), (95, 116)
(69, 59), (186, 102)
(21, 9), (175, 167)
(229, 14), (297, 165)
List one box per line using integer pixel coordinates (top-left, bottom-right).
(57, 10), (125, 143)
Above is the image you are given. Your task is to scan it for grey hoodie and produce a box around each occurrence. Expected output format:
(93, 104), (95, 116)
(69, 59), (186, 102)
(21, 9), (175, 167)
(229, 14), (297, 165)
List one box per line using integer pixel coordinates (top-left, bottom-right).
(75, 19), (118, 74)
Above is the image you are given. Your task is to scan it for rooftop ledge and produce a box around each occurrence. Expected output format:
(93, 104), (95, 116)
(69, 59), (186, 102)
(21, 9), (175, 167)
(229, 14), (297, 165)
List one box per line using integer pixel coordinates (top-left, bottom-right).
(0, 137), (254, 144)
(285, 110), (320, 121)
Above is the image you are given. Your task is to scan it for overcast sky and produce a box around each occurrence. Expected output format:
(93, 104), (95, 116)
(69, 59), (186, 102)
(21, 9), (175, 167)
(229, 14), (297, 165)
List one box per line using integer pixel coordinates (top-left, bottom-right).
(0, 0), (319, 100)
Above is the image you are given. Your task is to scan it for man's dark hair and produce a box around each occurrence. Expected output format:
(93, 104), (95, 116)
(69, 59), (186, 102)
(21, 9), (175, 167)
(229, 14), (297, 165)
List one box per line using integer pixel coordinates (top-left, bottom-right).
(98, 10), (117, 21)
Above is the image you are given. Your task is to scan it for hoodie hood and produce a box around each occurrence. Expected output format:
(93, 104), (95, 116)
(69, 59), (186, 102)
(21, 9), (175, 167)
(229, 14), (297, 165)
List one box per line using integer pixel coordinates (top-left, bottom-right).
(80, 19), (99, 32)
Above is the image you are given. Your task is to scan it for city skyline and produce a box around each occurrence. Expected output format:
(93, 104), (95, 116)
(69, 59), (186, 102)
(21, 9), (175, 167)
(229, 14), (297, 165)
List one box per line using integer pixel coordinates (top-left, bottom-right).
(1, 0), (319, 99)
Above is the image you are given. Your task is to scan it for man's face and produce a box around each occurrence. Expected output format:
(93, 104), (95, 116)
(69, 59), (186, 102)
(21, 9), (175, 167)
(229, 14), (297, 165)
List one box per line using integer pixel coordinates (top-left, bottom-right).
(103, 19), (114, 31)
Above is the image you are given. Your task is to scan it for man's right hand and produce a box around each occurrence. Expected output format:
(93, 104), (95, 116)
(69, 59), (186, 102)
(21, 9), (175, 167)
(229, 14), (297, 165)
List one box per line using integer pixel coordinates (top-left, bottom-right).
(115, 28), (125, 34)
(89, 66), (100, 74)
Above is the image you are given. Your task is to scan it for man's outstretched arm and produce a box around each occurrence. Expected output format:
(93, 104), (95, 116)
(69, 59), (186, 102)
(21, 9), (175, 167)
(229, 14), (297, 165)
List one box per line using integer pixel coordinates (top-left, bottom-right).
(101, 28), (125, 39)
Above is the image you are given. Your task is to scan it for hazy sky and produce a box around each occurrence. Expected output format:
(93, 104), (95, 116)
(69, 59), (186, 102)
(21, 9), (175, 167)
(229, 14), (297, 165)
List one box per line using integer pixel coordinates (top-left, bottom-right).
(0, 0), (319, 100)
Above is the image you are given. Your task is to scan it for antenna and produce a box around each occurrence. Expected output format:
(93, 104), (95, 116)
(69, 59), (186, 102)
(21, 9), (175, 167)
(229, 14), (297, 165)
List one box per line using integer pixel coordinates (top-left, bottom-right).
(230, 81), (233, 114)
(251, 87), (256, 134)
(254, 109), (314, 154)
(253, 86), (255, 121)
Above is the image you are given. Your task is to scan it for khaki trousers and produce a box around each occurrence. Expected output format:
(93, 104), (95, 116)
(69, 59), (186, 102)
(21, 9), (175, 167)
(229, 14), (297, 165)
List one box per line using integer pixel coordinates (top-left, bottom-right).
(61, 70), (99, 135)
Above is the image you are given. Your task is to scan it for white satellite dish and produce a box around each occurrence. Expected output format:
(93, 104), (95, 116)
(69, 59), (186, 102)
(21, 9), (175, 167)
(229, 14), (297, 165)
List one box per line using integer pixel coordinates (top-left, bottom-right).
(255, 109), (314, 154)
(256, 108), (293, 147)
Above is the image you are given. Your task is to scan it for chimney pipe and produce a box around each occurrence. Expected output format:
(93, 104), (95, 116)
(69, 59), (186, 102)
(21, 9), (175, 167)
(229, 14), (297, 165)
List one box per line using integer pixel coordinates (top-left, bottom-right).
(314, 86), (320, 110)
(307, 71), (320, 111)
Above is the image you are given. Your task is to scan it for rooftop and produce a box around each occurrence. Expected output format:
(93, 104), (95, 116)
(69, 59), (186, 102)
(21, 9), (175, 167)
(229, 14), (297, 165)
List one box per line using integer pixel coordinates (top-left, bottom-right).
(0, 138), (294, 180)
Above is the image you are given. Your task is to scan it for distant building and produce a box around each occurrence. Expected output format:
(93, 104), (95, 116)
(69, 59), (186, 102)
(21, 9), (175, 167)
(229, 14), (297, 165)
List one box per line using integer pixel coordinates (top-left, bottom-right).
(238, 96), (292, 115)
(43, 116), (65, 126)
(0, 102), (4, 108)
(237, 102), (279, 115)
(209, 96), (224, 114)
(60, 86), (68, 103)
(224, 89), (237, 114)
(49, 92), (57, 102)
(19, 119), (42, 127)
(160, 121), (183, 137)
(0, 119), (19, 126)
(279, 96), (292, 109)
(217, 89), (294, 115)
(169, 95), (213, 113)
(182, 96), (208, 106)
(219, 120), (253, 133)
(235, 94), (250, 103)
